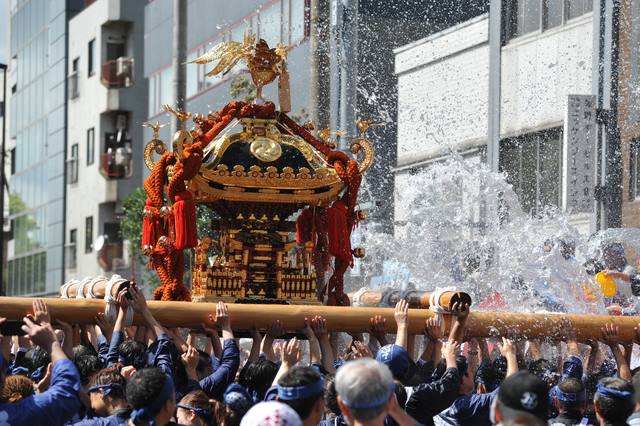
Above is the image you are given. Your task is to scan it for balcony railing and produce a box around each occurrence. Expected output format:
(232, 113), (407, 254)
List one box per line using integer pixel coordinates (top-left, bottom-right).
(68, 72), (79, 99)
(65, 243), (77, 269)
(101, 57), (134, 89)
(100, 146), (133, 179)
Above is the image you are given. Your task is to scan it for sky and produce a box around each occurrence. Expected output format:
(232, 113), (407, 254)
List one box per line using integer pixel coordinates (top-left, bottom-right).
(0, 0), (8, 65)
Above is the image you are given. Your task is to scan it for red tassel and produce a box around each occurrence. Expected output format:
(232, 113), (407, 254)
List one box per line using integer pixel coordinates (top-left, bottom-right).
(173, 191), (198, 250)
(327, 201), (352, 263)
(141, 198), (159, 249)
(296, 208), (314, 244)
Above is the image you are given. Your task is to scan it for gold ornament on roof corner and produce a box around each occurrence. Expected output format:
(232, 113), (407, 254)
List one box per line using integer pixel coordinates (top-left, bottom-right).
(142, 121), (168, 171)
(349, 120), (380, 174)
(188, 31), (288, 100)
(163, 105), (194, 159)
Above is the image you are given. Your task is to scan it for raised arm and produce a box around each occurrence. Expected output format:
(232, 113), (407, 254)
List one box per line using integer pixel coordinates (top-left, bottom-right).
(302, 317), (322, 366)
(311, 315), (336, 374)
(499, 337), (518, 378)
(272, 338), (301, 386)
(394, 300), (409, 349)
(448, 302), (469, 344)
(261, 320), (284, 362)
(601, 323), (631, 380)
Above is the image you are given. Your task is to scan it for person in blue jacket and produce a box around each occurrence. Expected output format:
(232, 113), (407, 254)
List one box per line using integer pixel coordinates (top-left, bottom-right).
(198, 302), (240, 401)
(0, 299), (82, 425)
(72, 366), (130, 426)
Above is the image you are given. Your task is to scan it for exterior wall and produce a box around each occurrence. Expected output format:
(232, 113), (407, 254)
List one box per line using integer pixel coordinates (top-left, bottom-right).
(7, 0), (82, 295)
(618, 0), (640, 227)
(395, 15), (490, 168)
(65, 0), (146, 279)
(500, 15), (594, 137)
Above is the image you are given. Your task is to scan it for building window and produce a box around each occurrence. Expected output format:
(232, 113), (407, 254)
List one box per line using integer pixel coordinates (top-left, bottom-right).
(66, 229), (77, 269)
(499, 128), (563, 215)
(88, 39), (96, 77)
(631, 139), (640, 200)
(508, 0), (592, 40)
(67, 143), (78, 184)
(85, 216), (93, 253)
(87, 127), (95, 165)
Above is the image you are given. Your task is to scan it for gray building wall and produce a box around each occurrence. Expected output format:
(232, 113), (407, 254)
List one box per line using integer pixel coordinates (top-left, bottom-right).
(7, 0), (82, 295)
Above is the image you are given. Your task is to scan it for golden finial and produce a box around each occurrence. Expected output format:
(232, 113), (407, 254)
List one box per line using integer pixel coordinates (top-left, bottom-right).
(162, 105), (192, 123)
(356, 120), (384, 138)
(317, 128), (346, 142)
(142, 121), (167, 140)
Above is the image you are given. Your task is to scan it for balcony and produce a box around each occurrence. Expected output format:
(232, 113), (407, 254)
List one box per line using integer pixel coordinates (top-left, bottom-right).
(101, 57), (134, 89)
(100, 148), (133, 179)
(97, 239), (123, 272)
(68, 72), (79, 99)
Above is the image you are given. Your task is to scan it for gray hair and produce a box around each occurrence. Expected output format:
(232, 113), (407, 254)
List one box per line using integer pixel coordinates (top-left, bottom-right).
(335, 358), (394, 421)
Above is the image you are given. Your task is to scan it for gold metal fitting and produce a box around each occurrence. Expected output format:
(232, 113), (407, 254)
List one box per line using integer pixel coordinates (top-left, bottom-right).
(157, 236), (172, 250)
(142, 245), (154, 256)
(356, 210), (369, 221)
(160, 206), (172, 217)
(353, 247), (366, 258)
(142, 209), (155, 219)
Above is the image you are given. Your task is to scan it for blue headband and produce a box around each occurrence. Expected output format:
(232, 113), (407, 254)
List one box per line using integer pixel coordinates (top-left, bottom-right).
(130, 374), (174, 426)
(596, 384), (633, 400)
(342, 384), (395, 409)
(10, 366), (29, 376)
(277, 377), (325, 401)
(88, 383), (123, 397)
(556, 388), (586, 402)
(30, 365), (46, 383)
(177, 403), (213, 422)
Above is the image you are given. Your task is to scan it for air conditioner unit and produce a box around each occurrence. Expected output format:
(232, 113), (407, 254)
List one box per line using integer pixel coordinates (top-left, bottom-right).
(116, 57), (130, 77)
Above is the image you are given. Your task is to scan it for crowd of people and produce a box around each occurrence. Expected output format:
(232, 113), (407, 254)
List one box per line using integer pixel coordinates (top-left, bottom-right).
(2, 286), (640, 426)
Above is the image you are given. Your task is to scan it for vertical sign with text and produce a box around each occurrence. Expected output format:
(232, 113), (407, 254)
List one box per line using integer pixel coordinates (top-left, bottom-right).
(563, 95), (597, 214)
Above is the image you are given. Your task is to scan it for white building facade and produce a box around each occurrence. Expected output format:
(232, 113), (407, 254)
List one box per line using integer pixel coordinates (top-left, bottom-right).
(394, 1), (595, 233)
(65, 0), (147, 280)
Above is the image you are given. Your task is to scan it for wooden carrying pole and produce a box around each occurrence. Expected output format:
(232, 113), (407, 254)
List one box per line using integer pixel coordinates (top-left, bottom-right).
(349, 289), (471, 309)
(1, 297), (640, 342)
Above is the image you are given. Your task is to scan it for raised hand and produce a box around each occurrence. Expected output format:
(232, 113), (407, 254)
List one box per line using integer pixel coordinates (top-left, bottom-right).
(282, 337), (301, 367)
(394, 300), (409, 327)
(350, 340), (373, 359)
(116, 287), (131, 309)
(95, 312), (114, 340)
(266, 319), (284, 338)
(129, 285), (148, 313)
(311, 316), (328, 339)
(442, 340), (460, 367)
(35, 363), (53, 393)
(214, 302), (233, 340)
(498, 337), (516, 357)
(32, 299), (50, 325)
(22, 317), (57, 354)
(181, 345), (199, 379)
(424, 317), (443, 342)
(369, 315), (388, 346)
(600, 323), (620, 346)
(451, 302), (470, 321)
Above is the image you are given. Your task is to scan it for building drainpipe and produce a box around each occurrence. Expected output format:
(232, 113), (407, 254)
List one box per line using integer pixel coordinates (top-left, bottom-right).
(171, 0), (187, 135)
(487, 0), (503, 173)
(595, 0), (623, 230)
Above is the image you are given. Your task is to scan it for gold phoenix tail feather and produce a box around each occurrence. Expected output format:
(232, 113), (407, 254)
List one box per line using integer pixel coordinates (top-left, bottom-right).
(187, 33), (257, 77)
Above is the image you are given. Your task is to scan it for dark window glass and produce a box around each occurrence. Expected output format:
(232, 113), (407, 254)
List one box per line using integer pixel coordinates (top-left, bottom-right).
(513, 0), (541, 37)
(566, 0), (592, 20)
(543, 0), (563, 29)
(68, 143), (78, 184)
(88, 39), (95, 77)
(87, 128), (94, 165)
(85, 216), (93, 253)
(72, 57), (79, 72)
(500, 128), (563, 215)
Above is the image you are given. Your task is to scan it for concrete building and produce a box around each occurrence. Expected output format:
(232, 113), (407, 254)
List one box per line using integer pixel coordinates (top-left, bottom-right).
(143, 0), (311, 144)
(6, 0), (83, 296)
(64, 0), (146, 280)
(394, 0), (596, 233)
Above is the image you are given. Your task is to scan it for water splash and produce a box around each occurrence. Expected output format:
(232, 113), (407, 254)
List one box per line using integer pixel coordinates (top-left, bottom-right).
(357, 153), (639, 314)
